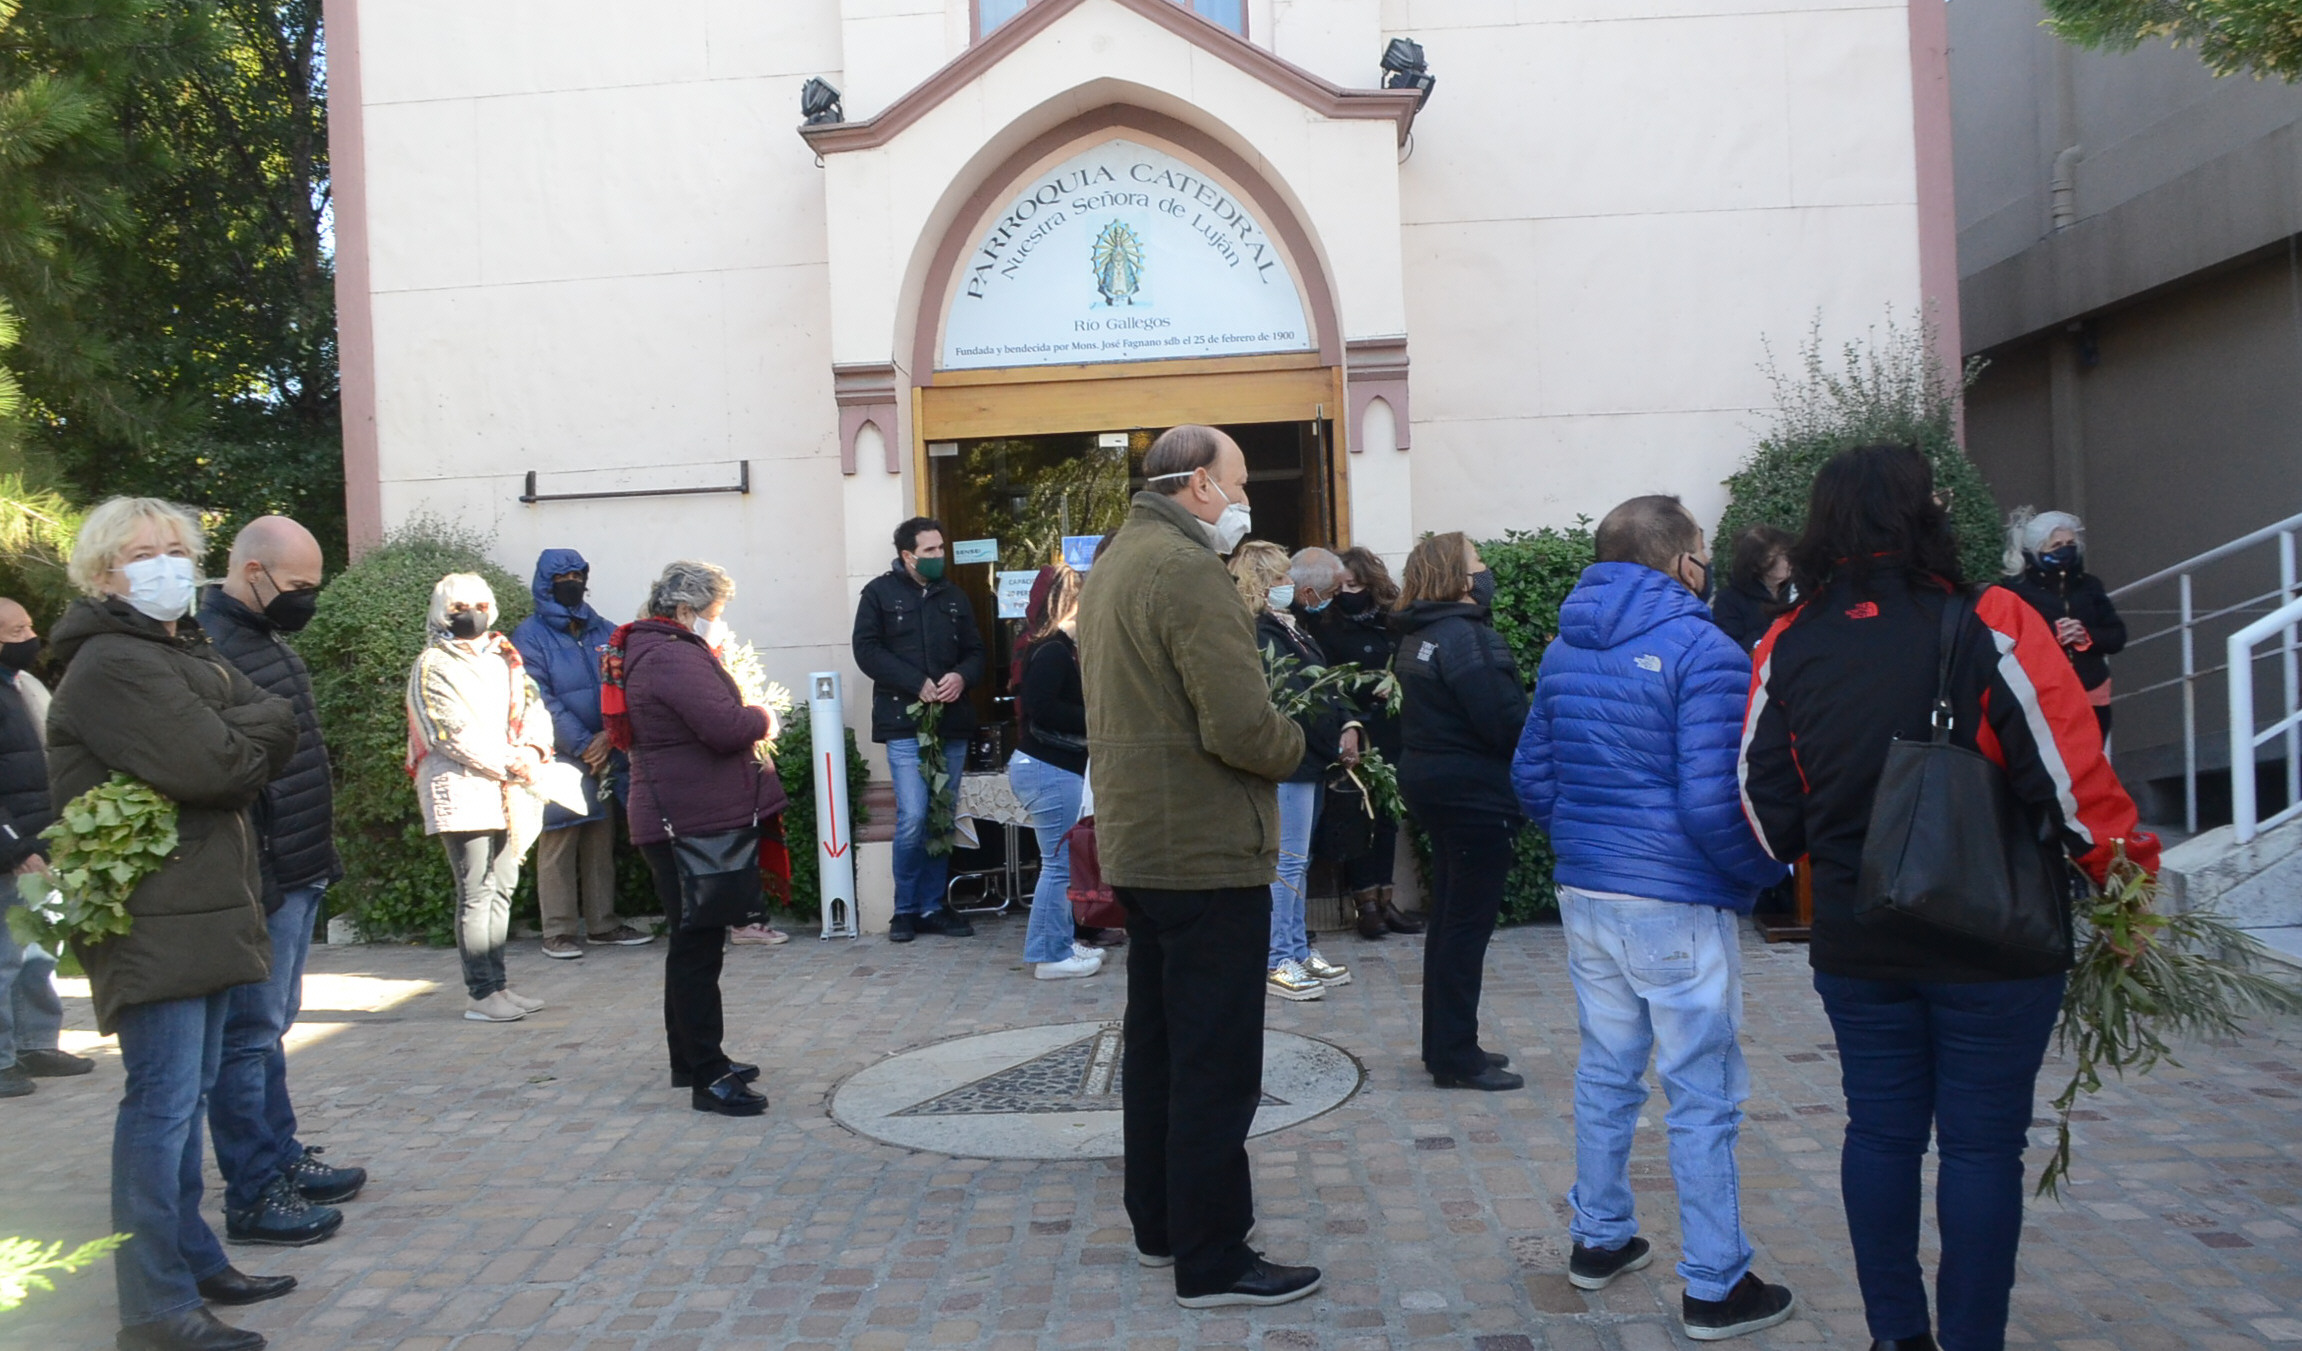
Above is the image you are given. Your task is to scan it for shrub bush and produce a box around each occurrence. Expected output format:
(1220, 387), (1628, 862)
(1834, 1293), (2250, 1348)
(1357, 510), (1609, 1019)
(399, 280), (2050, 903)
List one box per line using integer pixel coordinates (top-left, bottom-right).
(1716, 313), (2001, 582)
(299, 520), (533, 942)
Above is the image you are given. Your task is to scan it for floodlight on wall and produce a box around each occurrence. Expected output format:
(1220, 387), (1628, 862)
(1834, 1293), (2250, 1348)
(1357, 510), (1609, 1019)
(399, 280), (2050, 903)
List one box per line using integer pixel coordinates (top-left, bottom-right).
(801, 77), (844, 125)
(1380, 38), (1435, 109)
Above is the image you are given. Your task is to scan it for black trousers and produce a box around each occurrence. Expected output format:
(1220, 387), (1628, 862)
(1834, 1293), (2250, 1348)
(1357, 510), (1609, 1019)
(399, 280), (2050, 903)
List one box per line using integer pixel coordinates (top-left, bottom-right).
(1342, 812), (1399, 893)
(1419, 817), (1515, 1075)
(640, 842), (732, 1086)
(1117, 884), (1269, 1295)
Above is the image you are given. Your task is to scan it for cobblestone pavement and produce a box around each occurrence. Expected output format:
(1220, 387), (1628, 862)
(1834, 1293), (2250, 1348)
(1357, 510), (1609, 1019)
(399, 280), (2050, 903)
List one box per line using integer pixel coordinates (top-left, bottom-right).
(6, 914), (2302, 1351)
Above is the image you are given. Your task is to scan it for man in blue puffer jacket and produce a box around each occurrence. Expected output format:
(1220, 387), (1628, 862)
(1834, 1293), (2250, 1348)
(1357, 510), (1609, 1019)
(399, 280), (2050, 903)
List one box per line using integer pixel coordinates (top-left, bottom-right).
(1512, 496), (1795, 1343)
(510, 549), (652, 958)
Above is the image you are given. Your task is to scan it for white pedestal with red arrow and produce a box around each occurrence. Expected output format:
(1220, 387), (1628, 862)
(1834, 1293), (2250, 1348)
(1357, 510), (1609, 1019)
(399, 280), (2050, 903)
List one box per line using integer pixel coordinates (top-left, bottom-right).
(809, 671), (859, 939)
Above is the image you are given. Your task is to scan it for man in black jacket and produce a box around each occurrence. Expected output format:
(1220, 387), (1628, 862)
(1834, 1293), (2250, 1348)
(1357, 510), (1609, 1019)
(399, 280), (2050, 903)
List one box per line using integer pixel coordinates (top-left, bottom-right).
(199, 516), (367, 1249)
(851, 517), (986, 943)
(0, 596), (90, 1097)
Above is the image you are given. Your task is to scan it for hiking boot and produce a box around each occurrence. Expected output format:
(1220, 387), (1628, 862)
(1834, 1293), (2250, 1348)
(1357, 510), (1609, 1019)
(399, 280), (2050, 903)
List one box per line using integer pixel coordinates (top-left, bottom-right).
(1567, 1236), (1652, 1290)
(1379, 886), (1424, 934)
(285, 1146), (367, 1204)
(464, 991), (526, 1023)
(1266, 961), (1325, 1001)
(1681, 1272), (1796, 1341)
(888, 913), (917, 943)
(588, 923), (654, 946)
(17, 1047), (94, 1076)
(1352, 888), (1388, 939)
(1302, 950), (1351, 987)
(1035, 953), (1102, 981)
(0, 1064), (33, 1097)
(500, 988), (545, 1013)
(225, 1174), (343, 1247)
(540, 935), (583, 960)
(911, 907), (974, 937)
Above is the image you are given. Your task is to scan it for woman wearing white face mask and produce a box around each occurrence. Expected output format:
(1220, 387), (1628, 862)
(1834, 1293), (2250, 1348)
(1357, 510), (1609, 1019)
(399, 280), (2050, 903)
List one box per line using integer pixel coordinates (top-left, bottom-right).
(405, 573), (555, 1024)
(47, 497), (301, 1351)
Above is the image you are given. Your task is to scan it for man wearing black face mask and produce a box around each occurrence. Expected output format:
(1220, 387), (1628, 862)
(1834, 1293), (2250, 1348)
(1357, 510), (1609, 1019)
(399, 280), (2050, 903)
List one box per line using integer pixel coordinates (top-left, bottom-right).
(198, 516), (369, 1249)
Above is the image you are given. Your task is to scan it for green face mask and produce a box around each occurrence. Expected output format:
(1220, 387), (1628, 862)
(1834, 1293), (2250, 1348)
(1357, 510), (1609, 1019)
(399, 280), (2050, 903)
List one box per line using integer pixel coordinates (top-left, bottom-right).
(915, 556), (946, 583)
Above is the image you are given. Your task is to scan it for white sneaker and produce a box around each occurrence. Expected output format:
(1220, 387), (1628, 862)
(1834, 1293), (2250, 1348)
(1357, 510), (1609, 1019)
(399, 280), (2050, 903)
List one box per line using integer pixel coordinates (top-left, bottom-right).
(500, 988), (545, 1012)
(1035, 953), (1103, 981)
(1267, 960), (1325, 1001)
(1072, 940), (1104, 960)
(465, 991), (526, 1022)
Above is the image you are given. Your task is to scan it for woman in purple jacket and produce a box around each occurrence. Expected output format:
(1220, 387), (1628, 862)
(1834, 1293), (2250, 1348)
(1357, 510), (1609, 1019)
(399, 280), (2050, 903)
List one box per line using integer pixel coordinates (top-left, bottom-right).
(621, 560), (786, 1116)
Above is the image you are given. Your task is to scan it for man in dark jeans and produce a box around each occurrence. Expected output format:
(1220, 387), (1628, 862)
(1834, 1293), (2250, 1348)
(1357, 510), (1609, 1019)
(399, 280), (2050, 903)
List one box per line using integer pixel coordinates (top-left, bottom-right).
(851, 517), (986, 942)
(1078, 425), (1317, 1309)
(198, 516), (367, 1259)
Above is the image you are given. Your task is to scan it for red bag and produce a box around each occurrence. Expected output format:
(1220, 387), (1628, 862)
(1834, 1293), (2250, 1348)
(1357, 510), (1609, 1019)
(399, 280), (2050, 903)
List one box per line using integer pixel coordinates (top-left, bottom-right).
(1064, 816), (1127, 930)
(757, 813), (793, 907)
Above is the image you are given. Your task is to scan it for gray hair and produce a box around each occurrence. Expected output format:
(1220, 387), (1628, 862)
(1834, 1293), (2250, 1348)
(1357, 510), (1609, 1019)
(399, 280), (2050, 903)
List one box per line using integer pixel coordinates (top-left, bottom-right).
(646, 559), (734, 618)
(2003, 506), (2084, 575)
(1290, 547), (1345, 595)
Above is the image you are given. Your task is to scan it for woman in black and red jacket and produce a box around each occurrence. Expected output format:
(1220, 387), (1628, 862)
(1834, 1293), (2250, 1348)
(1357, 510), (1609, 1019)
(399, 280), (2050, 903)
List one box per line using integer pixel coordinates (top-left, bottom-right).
(1738, 445), (2157, 1351)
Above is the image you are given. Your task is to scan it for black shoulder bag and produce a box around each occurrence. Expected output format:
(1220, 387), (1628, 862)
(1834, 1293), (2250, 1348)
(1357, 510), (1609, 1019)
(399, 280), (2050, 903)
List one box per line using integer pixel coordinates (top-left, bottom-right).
(1853, 592), (2072, 970)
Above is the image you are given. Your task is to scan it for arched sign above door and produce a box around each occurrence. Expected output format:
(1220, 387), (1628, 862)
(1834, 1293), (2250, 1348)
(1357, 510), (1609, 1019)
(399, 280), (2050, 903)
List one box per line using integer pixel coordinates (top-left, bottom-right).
(939, 138), (1315, 371)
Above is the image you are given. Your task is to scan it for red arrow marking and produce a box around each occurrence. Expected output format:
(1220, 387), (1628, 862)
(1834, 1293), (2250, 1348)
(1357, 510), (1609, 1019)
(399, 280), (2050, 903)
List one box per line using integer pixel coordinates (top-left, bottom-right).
(822, 751), (849, 857)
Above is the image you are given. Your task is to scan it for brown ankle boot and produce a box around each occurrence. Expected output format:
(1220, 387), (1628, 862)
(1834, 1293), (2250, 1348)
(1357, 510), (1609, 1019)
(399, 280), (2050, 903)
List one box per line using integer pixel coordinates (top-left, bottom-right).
(1379, 885), (1425, 934)
(1352, 888), (1388, 939)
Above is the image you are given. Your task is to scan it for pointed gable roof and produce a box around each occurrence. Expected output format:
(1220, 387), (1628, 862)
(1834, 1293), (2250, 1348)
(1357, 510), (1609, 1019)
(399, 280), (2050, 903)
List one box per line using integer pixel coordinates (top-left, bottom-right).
(799, 0), (1423, 154)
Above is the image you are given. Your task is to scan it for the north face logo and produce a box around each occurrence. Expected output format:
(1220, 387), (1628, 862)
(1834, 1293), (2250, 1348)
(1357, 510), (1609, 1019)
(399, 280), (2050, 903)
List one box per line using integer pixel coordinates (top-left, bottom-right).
(1845, 601), (1880, 619)
(1634, 654), (1662, 672)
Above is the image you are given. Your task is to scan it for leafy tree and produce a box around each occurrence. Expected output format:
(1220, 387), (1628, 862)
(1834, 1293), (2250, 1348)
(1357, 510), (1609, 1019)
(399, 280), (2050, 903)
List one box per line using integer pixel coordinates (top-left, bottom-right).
(2043, 0), (2302, 81)
(1716, 313), (2002, 585)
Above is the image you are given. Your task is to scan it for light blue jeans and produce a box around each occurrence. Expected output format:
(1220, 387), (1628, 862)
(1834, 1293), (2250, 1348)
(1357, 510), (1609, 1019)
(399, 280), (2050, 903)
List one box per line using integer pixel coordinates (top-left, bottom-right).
(0, 888), (64, 1065)
(1267, 780), (1318, 968)
(1559, 886), (1753, 1302)
(1008, 751), (1086, 964)
(887, 736), (965, 917)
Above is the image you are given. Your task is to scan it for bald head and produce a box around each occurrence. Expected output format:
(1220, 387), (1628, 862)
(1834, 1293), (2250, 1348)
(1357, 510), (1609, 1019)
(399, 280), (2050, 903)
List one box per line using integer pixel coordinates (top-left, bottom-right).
(223, 515), (324, 611)
(0, 599), (33, 644)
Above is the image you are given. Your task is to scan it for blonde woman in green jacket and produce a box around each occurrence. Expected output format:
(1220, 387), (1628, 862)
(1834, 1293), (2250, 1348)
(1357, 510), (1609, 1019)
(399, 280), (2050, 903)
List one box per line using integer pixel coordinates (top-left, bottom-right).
(1077, 425), (1316, 1311)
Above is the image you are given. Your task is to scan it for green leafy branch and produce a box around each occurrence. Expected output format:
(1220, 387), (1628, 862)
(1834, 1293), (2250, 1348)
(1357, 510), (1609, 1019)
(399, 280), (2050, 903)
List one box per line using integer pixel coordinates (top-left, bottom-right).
(7, 774), (176, 951)
(0, 1232), (128, 1314)
(2038, 843), (2302, 1198)
(905, 701), (962, 858)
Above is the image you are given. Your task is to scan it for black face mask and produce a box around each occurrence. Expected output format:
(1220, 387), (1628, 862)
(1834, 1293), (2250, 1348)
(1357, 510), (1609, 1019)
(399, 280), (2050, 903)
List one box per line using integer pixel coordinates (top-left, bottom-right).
(263, 587), (319, 633)
(0, 639), (42, 674)
(1469, 571), (1497, 608)
(1693, 558), (1715, 604)
(550, 578), (588, 609)
(447, 610), (488, 640)
(1335, 590), (1377, 616)
(2036, 546), (2080, 574)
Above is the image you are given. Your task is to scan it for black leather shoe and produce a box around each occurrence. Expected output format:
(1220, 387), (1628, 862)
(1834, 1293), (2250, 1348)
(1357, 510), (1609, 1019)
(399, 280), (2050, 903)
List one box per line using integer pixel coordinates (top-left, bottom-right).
(1567, 1236), (1651, 1290)
(1869, 1338), (1937, 1351)
(911, 907), (974, 937)
(671, 1060), (759, 1088)
(224, 1174), (342, 1247)
(17, 1047), (94, 1076)
(692, 1071), (768, 1116)
(0, 1064), (32, 1097)
(1432, 1065), (1525, 1091)
(1175, 1255), (1322, 1308)
(888, 913), (916, 943)
(1483, 1050), (1511, 1068)
(285, 1146), (367, 1204)
(196, 1265), (297, 1306)
(116, 1306), (266, 1350)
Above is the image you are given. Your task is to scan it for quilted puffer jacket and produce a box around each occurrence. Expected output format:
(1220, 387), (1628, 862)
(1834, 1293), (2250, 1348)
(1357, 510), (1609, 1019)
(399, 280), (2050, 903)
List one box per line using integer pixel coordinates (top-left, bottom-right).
(1511, 562), (1785, 911)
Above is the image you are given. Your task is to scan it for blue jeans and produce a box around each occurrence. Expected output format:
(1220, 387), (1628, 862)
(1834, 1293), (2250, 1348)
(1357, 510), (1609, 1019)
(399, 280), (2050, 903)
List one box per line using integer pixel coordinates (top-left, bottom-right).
(210, 882), (323, 1211)
(888, 737), (964, 917)
(1266, 780), (1317, 967)
(1008, 752), (1085, 964)
(1814, 970), (2066, 1351)
(0, 889), (64, 1064)
(112, 991), (232, 1326)
(1559, 887), (1752, 1302)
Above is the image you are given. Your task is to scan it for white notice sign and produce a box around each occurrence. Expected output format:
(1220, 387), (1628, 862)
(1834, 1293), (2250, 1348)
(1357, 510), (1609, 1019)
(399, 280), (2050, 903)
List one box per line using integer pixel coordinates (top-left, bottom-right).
(940, 139), (1314, 371)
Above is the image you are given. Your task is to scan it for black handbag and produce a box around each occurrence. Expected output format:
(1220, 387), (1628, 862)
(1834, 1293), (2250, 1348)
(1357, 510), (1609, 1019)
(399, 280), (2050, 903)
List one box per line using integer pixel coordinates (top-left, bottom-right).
(665, 823), (768, 932)
(1853, 592), (2072, 970)
(1313, 767), (1376, 863)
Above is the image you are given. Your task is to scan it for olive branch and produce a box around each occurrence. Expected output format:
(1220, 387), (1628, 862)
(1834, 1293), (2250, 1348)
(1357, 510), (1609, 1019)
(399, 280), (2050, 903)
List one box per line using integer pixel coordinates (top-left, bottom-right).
(1260, 643), (1406, 822)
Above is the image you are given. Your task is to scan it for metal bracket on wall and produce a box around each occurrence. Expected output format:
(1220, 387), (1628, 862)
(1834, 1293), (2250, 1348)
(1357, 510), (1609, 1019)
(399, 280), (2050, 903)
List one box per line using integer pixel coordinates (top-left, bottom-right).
(519, 461), (751, 504)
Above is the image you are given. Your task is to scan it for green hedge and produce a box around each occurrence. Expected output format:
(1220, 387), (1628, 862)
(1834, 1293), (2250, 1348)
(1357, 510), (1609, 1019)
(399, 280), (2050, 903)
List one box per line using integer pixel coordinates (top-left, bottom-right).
(1716, 315), (2000, 583)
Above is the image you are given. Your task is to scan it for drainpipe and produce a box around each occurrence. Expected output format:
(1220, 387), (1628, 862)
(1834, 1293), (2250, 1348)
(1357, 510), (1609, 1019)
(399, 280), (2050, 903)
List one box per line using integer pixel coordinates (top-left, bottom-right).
(2050, 145), (2082, 230)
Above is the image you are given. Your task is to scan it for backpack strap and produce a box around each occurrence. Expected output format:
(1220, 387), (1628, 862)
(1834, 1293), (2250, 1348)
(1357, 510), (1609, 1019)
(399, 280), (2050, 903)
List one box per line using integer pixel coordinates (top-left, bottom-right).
(1932, 590), (1972, 743)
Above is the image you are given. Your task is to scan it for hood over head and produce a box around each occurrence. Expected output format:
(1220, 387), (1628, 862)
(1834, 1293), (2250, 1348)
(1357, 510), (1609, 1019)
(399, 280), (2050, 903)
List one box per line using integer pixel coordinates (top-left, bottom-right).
(532, 548), (595, 620)
(1557, 562), (1709, 650)
(1389, 597), (1488, 635)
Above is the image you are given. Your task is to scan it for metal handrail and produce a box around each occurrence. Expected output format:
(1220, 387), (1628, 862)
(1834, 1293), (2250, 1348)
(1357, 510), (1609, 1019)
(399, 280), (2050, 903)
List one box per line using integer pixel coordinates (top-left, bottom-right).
(2230, 595), (2302, 844)
(2109, 510), (2302, 601)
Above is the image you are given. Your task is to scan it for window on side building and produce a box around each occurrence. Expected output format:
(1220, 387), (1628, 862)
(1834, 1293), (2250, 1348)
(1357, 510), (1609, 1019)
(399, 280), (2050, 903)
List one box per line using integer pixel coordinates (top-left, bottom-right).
(977, 0), (1245, 40)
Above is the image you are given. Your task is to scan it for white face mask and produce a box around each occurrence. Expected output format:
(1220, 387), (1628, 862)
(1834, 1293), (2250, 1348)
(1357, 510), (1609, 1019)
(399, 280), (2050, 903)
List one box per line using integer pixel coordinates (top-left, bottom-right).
(121, 555), (198, 622)
(690, 615), (729, 649)
(1266, 584), (1297, 611)
(1203, 479), (1252, 556)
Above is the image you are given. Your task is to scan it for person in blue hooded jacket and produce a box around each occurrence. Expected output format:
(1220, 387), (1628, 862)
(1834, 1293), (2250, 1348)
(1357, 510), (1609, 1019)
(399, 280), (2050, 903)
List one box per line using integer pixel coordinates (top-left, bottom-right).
(509, 549), (652, 958)
(1511, 496), (1796, 1343)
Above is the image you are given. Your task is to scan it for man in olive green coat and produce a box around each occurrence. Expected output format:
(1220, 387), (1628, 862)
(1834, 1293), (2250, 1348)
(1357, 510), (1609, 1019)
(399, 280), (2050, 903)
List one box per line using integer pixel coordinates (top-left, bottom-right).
(1078, 424), (1316, 1310)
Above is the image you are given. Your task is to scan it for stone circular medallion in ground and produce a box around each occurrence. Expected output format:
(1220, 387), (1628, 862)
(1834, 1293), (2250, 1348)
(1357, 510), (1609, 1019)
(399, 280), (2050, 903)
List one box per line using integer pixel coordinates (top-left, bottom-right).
(830, 1021), (1362, 1159)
